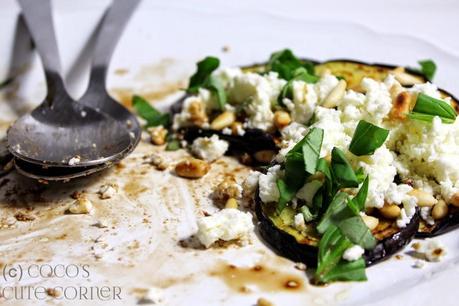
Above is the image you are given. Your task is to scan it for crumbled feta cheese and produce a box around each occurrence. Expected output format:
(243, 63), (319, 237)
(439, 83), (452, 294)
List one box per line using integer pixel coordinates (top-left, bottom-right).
(242, 171), (260, 197)
(417, 239), (447, 262)
(342, 245), (364, 261)
(385, 183), (413, 205)
(173, 89), (213, 129)
(98, 183), (118, 199)
(258, 165), (284, 203)
(68, 156), (81, 166)
(420, 207), (435, 226)
(221, 127), (232, 135)
(196, 208), (254, 248)
(397, 196), (417, 228)
(296, 180), (322, 204)
(311, 107), (351, 156)
(360, 77), (393, 124)
(293, 213), (306, 231)
(409, 82), (442, 99)
(68, 198), (93, 215)
(191, 135), (229, 162)
(276, 122), (309, 162)
(283, 81), (318, 124)
(234, 124), (246, 136)
(315, 74), (339, 102)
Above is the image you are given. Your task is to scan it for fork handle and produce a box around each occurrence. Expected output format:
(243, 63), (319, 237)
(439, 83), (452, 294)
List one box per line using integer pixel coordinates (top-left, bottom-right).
(18, 0), (62, 79)
(87, 0), (141, 93)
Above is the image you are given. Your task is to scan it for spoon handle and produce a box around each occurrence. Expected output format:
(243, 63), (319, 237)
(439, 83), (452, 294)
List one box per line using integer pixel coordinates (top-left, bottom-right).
(87, 0), (141, 93)
(18, 0), (63, 79)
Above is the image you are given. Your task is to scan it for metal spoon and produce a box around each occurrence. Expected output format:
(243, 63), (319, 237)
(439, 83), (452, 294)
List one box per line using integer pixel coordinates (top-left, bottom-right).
(7, 0), (133, 168)
(13, 0), (142, 182)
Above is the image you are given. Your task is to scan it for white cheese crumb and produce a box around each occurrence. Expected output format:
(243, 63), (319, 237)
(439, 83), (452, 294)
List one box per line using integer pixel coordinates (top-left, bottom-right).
(98, 183), (118, 199)
(258, 165), (284, 203)
(191, 135), (229, 162)
(342, 245), (364, 261)
(420, 207), (435, 226)
(68, 198), (93, 215)
(242, 171), (260, 198)
(293, 213), (306, 231)
(221, 127), (232, 135)
(418, 239), (447, 262)
(68, 156), (81, 166)
(196, 208), (254, 248)
(397, 196), (417, 228)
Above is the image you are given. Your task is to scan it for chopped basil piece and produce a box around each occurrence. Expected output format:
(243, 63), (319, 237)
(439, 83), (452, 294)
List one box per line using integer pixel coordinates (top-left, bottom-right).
(315, 225), (355, 283)
(353, 176), (369, 211)
(416, 59), (437, 81)
(349, 120), (389, 156)
(317, 258), (367, 283)
(336, 215), (376, 250)
(331, 148), (359, 188)
(316, 192), (349, 234)
(165, 139), (181, 151)
(187, 56), (226, 110)
(132, 95), (170, 127)
(267, 49), (315, 81)
(301, 128), (324, 175)
(408, 93), (456, 124)
(276, 179), (296, 212)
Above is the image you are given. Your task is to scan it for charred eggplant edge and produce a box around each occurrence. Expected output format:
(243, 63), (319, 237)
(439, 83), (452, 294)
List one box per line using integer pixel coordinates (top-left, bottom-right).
(255, 189), (420, 267)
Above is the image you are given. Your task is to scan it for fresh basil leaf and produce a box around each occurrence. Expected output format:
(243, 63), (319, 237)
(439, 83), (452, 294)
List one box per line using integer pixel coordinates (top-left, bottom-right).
(353, 176), (369, 211)
(335, 215), (376, 250)
(349, 120), (389, 156)
(317, 158), (333, 193)
(355, 167), (366, 183)
(407, 112), (455, 124)
(267, 49), (315, 81)
(331, 148), (359, 188)
(300, 205), (316, 222)
(311, 186), (324, 213)
(206, 75), (227, 110)
(417, 59), (437, 81)
(409, 93), (456, 123)
(133, 95), (171, 127)
(318, 258), (367, 283)
(316, 192), (349, 234)
(276, 179), (297, 212)
(315, 225), (353, 283)
(187, 56), (220, 94)
(301, 128), (324, 175)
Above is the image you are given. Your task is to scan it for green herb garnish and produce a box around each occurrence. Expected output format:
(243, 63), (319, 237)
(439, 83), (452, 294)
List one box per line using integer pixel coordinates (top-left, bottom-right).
(415, 59), (437, 81)
(165, 134), (181, 151)
(132, 95), (170, 127)
(278, 67), (319, 105)
(408, 93), (456, 124)
(349, 120), (389, 156)
(187, 56), (227, 110)
(267, 49), (315, 81)
(331, 148), (359, 188)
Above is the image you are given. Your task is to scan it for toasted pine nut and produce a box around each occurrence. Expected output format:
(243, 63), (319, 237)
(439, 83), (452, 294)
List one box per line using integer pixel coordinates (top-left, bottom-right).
(390, 92), (413, 120)
(273, 110), (291, 129)
(391, 67), (423, 86)
(68, 198), (93, 215)
(188, 100), (208, 127)
(389, 83), (403, 100)
(254, 150), (276, 163)
(225, 198), (238, 209)
(148, 126), (168, 145)
(214, 177), (242, 202)
(175, 158), (210, 178)
(432, 200), (448, 220)
(210, 111), (235, 130)
(449, 192), (459, 207)
(361, 214), (379, 230)
(322, 80), (347, 108)
(257, 298), (274, 306)
(379, 204), (401, 219)
(409, 189), (438, 207)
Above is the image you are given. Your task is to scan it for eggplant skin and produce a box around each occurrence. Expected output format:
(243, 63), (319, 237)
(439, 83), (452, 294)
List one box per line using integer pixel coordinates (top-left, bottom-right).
(416, 211), (459, 238)
(255, 192), (420, 267)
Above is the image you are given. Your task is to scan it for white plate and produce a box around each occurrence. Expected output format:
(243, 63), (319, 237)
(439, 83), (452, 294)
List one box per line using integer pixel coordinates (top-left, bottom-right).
(0, 1), (458, 306)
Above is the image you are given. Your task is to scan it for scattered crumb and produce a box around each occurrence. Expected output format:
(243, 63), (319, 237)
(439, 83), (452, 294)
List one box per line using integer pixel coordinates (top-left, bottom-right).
(46, 288), (60, 298)
(148, 154), (168, 171)
(413, 260), (425, 269)
(98, 183), (119, 199)
(93, 220), (109, 228)
(222, 45), (230, 53)
(14, 212), (36, 222)
(294, 262), (307, 271)
(257, 297), (274, 306)
(132, 287), (164, 305)
(411, 242), (421, 251)
(71, 190), (85, 199)
(68, 155), (81, 166)
(68, 198), (93, 215)
(395, 254), (403, 260)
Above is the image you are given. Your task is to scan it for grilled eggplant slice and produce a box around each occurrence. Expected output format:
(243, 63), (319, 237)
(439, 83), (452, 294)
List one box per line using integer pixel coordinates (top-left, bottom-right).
(255, 191), (420, 267)
(172, 58), (459, 237)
